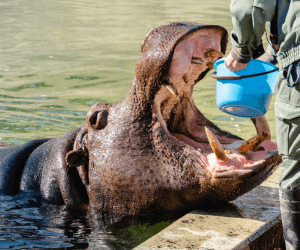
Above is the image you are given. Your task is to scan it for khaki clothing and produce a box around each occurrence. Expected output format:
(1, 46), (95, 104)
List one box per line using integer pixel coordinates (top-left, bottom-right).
(276, 66), (300, 189)
(230, 0), (300, 188)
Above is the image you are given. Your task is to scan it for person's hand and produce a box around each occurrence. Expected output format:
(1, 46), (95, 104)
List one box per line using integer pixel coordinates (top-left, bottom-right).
(224, 53), (248, 72)
(259, 52), (278, 65)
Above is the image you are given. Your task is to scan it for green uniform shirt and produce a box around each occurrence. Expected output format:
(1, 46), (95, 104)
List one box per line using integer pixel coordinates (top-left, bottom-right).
(230, 0), (300, 70)
(230, 0), (300, 189)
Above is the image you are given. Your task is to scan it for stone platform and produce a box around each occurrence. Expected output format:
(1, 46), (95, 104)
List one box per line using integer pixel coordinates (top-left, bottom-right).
(134, 167), (284, 250)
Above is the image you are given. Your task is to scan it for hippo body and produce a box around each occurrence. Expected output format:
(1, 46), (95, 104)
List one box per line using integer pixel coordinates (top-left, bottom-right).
(0, 128), (87, 205)
(0, 22), (281, 216)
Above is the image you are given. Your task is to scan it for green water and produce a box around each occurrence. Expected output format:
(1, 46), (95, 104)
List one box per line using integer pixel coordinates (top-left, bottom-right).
(0, 0), (276, 146)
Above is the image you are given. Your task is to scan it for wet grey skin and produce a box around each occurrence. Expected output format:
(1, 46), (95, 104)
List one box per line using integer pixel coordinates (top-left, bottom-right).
(0, 22), (281, 216)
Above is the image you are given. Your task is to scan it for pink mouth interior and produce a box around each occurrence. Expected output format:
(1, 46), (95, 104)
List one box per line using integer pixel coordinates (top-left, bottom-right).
(173, 132), (278, 177)
(203, 140), (278, 177)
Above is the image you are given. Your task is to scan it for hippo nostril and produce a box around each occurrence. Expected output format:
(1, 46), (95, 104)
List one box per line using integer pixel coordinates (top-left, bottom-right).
(88, 110), (108, 130)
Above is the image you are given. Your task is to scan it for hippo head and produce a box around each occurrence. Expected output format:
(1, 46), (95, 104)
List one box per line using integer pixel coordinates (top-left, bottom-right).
(67, 22), (281, 215)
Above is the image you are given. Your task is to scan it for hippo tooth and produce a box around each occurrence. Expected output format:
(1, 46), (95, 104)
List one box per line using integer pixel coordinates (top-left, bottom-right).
(235, 131), (270, 155)
(225, 149), (231, 154)
(204, 49), (224, 59)
(165, 81), (181, 101)
(191, 57), (203, 64)
(205, 127), (229, 163)
(207, 62), (214, 69)
(250, 116), (271, 137)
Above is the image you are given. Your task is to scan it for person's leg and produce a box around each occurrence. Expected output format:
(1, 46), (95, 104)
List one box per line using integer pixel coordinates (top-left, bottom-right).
(279, 187), (300, 249)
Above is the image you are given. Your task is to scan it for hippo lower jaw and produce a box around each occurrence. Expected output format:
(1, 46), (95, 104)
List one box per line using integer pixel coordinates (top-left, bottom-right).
(154, 91), (280, 181)
(155, 95), (279, 180)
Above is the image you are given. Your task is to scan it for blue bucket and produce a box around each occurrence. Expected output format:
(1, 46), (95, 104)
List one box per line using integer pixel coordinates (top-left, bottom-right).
(212, 59), (279, 118)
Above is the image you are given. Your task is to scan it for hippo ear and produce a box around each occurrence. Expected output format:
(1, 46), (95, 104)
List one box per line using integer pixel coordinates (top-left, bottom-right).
(66, 149), (88, 167)
(87, 110), (108, 130)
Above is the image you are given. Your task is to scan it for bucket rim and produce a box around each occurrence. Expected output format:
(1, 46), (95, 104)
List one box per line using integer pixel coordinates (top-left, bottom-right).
(212, 58), (279, 80)
(211, 68), (278, 80)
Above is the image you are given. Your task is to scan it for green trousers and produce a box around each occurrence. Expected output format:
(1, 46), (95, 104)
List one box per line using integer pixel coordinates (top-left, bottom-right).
(275, 62), (300, 189)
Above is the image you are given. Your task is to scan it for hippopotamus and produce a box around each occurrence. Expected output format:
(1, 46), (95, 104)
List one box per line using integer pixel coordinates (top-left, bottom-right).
(0, 22), (281, 216)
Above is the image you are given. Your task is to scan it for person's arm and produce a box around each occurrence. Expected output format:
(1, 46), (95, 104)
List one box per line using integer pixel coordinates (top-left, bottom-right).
(225, 0), (276, 71)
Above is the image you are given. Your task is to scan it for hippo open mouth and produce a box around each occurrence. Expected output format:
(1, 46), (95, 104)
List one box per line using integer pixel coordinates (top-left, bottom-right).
(67, 22), (281, 214)
(148, 24), (280, 180)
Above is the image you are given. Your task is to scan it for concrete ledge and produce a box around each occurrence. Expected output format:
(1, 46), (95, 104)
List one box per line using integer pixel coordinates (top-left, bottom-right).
(134, 210), (264, 249)
(135, 168), (283, 250)
(233, 213), (284, 249)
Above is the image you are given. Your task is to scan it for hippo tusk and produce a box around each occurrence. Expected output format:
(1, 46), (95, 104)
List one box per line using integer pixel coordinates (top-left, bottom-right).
(165, 84), (180, 100)
(235, 131), (270, 155)
(191, 57), (203, 64)
(191, 50), (223, 68)
(204, 49), (224, 69)
(207, 62), (214, 69)
(204, 49), (224, 58)
(250, 116), (271, 137)
(205, 127), (229, 163)
(165, 78), (182, 101)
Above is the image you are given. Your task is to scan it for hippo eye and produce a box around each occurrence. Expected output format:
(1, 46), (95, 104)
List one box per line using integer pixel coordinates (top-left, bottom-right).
(87, 110), (108, 130)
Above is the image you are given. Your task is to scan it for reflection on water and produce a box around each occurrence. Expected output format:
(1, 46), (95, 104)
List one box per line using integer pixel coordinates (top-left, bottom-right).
(0, 192), (76, 249)
(0, 0), (278, 249)
(0, 191), (178, 249)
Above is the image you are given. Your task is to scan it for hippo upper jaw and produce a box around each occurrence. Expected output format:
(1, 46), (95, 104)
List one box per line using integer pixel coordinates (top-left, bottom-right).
(145, 24), (281, 183)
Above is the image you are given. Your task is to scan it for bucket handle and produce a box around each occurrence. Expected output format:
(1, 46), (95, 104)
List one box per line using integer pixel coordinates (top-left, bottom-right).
(211, 67), (279, 80)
